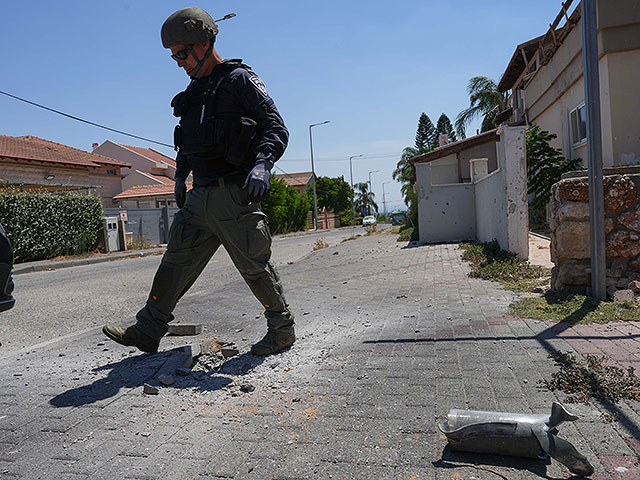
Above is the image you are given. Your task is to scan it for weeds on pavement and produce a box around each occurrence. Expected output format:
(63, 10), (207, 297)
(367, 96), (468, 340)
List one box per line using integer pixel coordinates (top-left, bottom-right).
(364, 225), (377, 235)
(128, 235), (153, 250)
(541, 351), (640, 403)
(313, 239), (329, 250)
(340, 234), (360, 243)
(397, 226), (413, 242)
(458, 240), (550, 292)
(511, 291), (640, 323)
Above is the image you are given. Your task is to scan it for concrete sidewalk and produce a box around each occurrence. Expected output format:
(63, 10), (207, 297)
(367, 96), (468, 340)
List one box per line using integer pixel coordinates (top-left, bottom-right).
(0, 233), (639, 479)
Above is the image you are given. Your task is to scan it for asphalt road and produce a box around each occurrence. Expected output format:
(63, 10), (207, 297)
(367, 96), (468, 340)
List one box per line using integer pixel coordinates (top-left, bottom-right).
(0, 225), (384, 354)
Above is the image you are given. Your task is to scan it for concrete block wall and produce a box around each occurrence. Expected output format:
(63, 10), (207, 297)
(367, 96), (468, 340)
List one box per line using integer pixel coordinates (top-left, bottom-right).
(416, 126), (528, 259)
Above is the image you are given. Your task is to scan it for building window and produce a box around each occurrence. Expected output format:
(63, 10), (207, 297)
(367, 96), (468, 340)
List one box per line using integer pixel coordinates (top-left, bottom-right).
(570, 103), (587, 146)
(106, 169), (116, 175)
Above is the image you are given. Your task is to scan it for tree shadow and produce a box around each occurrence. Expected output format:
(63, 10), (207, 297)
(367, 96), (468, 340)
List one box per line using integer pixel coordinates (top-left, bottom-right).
(542, 291), (602, 325)
(49, 348), (266, 408)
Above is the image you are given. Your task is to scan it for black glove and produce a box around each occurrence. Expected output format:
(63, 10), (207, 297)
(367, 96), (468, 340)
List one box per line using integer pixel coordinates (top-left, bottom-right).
(174, 177), (187, 208)
(243, 160), (272, 203)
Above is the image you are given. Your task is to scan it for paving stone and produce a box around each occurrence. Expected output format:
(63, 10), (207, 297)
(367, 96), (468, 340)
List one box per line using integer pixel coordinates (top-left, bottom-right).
(4, 235), (640, 479)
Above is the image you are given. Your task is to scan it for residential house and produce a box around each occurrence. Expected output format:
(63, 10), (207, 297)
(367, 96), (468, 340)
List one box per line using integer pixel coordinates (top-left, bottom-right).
(410, 127), (529, 259)
(496, 0), (640, 166)
(92, 140), (184, 208)
(0, 135), (130, 206)
(274, 171), (314, 194)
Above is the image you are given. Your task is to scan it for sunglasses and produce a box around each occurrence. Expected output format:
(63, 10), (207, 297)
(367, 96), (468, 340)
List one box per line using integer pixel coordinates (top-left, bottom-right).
(171, 45), (193, 61)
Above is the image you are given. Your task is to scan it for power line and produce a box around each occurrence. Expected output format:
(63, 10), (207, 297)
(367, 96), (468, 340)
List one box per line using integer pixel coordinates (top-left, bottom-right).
(0, 90), (174, 149)
(1, 88), (404, 166)
(280, 152), (403, 163)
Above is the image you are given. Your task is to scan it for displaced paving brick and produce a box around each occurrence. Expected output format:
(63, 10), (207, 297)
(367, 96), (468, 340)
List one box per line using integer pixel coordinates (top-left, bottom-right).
(221, 347), (240, 358)
(167, 324), (202, 335)
(143, 384), (159, 395)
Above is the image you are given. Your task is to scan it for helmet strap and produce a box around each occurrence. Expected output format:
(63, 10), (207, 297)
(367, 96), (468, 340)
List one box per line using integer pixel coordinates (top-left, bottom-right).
(189, 40), (215, 78)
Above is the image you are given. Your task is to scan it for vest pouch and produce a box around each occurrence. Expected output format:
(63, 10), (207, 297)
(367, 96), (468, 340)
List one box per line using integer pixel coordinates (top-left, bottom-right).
(173, 125), (182, 150)
(171, 91), (187, 118)
(224, 117), (258, 166)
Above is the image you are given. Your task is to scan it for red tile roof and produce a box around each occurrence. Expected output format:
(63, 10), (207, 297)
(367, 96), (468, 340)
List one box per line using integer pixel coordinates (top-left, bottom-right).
(136, 171), (173, 184)
(0, 135), (131, 168)
(275, 171), (313, 188)
(114, 181), (192, 199)
(122, 145), (177, 167)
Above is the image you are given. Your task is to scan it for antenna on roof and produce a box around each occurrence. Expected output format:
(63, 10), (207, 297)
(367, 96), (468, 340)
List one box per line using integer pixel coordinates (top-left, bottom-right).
(214, 13), (236, 22)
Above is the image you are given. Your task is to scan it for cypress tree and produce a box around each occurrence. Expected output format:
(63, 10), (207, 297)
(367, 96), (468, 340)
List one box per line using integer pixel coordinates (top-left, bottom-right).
(434, 113), (457, 148)
(415, 113), (435, 153)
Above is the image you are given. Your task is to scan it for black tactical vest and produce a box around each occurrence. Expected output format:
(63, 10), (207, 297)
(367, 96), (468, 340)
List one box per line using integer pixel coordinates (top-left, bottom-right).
(171, 60), (258, 167)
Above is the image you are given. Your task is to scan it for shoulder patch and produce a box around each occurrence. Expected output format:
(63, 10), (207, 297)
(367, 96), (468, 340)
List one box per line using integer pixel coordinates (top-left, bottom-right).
(249, 75), (268, 97)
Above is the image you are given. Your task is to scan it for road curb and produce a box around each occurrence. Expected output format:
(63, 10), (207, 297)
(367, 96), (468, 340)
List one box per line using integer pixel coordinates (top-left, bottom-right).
(12, 248), (166, 275)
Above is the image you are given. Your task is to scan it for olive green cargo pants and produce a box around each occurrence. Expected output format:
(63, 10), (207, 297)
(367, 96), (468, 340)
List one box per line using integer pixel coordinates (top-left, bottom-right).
(134, 182), (294, 340)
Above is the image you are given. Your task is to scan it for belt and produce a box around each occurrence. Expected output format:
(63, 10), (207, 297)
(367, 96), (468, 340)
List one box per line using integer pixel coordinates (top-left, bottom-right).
(196, 174), (246, 188)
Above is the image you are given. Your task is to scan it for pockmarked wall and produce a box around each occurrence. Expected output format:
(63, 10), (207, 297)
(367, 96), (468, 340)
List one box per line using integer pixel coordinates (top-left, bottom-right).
(549, 167), (640, 296)
(414, 127), (528, 259)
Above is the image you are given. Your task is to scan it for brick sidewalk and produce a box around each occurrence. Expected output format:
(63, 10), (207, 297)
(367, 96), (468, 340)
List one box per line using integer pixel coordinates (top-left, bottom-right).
(0, 234), (639, 479)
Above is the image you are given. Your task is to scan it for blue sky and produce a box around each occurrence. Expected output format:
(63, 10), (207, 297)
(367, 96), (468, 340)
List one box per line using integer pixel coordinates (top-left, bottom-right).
(0, 1), (568, 212)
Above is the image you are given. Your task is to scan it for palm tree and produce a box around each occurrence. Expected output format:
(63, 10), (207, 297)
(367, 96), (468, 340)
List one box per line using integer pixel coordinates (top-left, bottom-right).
(455, 76), (508, 139)
(393, 147), (419, 205)
(354, 182), (378, 216)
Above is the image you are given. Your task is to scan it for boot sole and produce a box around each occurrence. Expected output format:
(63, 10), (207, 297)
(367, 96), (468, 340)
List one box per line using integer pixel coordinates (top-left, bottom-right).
(102, 326), (128, 346)
(102, 326), (158, 354)
(251, 339), (295, 357)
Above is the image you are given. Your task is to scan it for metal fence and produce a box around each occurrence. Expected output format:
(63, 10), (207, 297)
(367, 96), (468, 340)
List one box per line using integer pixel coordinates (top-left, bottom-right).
(104, 207), (178, 246)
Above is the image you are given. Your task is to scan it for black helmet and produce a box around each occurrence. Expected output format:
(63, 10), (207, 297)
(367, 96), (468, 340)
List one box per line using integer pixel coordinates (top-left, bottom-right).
(161, 7), (218, 48)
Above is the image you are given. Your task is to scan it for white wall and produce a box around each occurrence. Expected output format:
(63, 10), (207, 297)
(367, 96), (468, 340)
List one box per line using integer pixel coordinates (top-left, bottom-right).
(414, 127), (528, 258)
(475, 168), (508, 249)
(429, 154), (458, 184)
(416, 162), (476, 244)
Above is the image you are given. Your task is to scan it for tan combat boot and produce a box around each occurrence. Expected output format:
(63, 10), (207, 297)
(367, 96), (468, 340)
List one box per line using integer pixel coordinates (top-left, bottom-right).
(251, 328), (295, 356)
(102, 325), (159, 354)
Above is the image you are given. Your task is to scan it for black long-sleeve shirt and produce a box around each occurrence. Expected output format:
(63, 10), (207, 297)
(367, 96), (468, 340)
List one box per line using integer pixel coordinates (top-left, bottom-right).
(174, 59), (289, 186)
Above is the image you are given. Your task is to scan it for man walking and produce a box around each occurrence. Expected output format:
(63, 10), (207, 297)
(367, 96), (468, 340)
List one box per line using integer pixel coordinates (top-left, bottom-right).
(103, 7), (295, 356)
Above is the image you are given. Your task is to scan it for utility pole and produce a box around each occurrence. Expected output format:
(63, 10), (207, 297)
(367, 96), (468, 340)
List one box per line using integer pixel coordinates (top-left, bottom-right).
(368, 170), (379, 215)
(349, 154), (363, 226)
(582, 0), (606, 300)
(309, 121), (330, 230)
(382, 181), (391, 215)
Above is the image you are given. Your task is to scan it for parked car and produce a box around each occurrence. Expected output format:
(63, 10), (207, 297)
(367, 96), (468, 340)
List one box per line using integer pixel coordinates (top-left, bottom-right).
(362, 215), (377, 226)
(0, 223), (15, 312)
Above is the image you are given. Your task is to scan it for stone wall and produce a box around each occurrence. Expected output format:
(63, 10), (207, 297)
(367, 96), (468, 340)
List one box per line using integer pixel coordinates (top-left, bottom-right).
(549, 167), (640, 297)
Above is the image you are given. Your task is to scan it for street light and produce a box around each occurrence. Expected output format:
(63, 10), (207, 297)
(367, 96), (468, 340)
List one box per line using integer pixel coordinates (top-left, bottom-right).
(309, 120), (330, 230)
(382, 181), (391, 215)
(349, 154), (363, 226)
(368, 170), (379, 215)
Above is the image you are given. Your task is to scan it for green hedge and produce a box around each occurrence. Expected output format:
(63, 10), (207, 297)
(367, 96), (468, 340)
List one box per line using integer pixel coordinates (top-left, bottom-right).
(0, 191), (103, 262)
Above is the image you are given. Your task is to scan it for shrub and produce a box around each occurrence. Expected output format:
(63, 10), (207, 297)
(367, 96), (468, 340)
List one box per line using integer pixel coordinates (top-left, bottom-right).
(0, 190), (103, 262)
(526, 126), (583, 227)
(262, 176), (311, 234)
(397, 225), (414, 242)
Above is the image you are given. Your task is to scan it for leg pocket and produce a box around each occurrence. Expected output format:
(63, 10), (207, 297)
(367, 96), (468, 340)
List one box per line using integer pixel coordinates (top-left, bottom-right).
(167, 210), (201, 252)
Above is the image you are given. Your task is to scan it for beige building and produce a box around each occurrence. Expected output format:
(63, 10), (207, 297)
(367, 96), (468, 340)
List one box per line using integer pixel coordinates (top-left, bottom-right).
(93, 140), (184, 208)
(497, 0), (640, 167)
(274, 171), (314, 194)
(0, 135), (130, 207)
